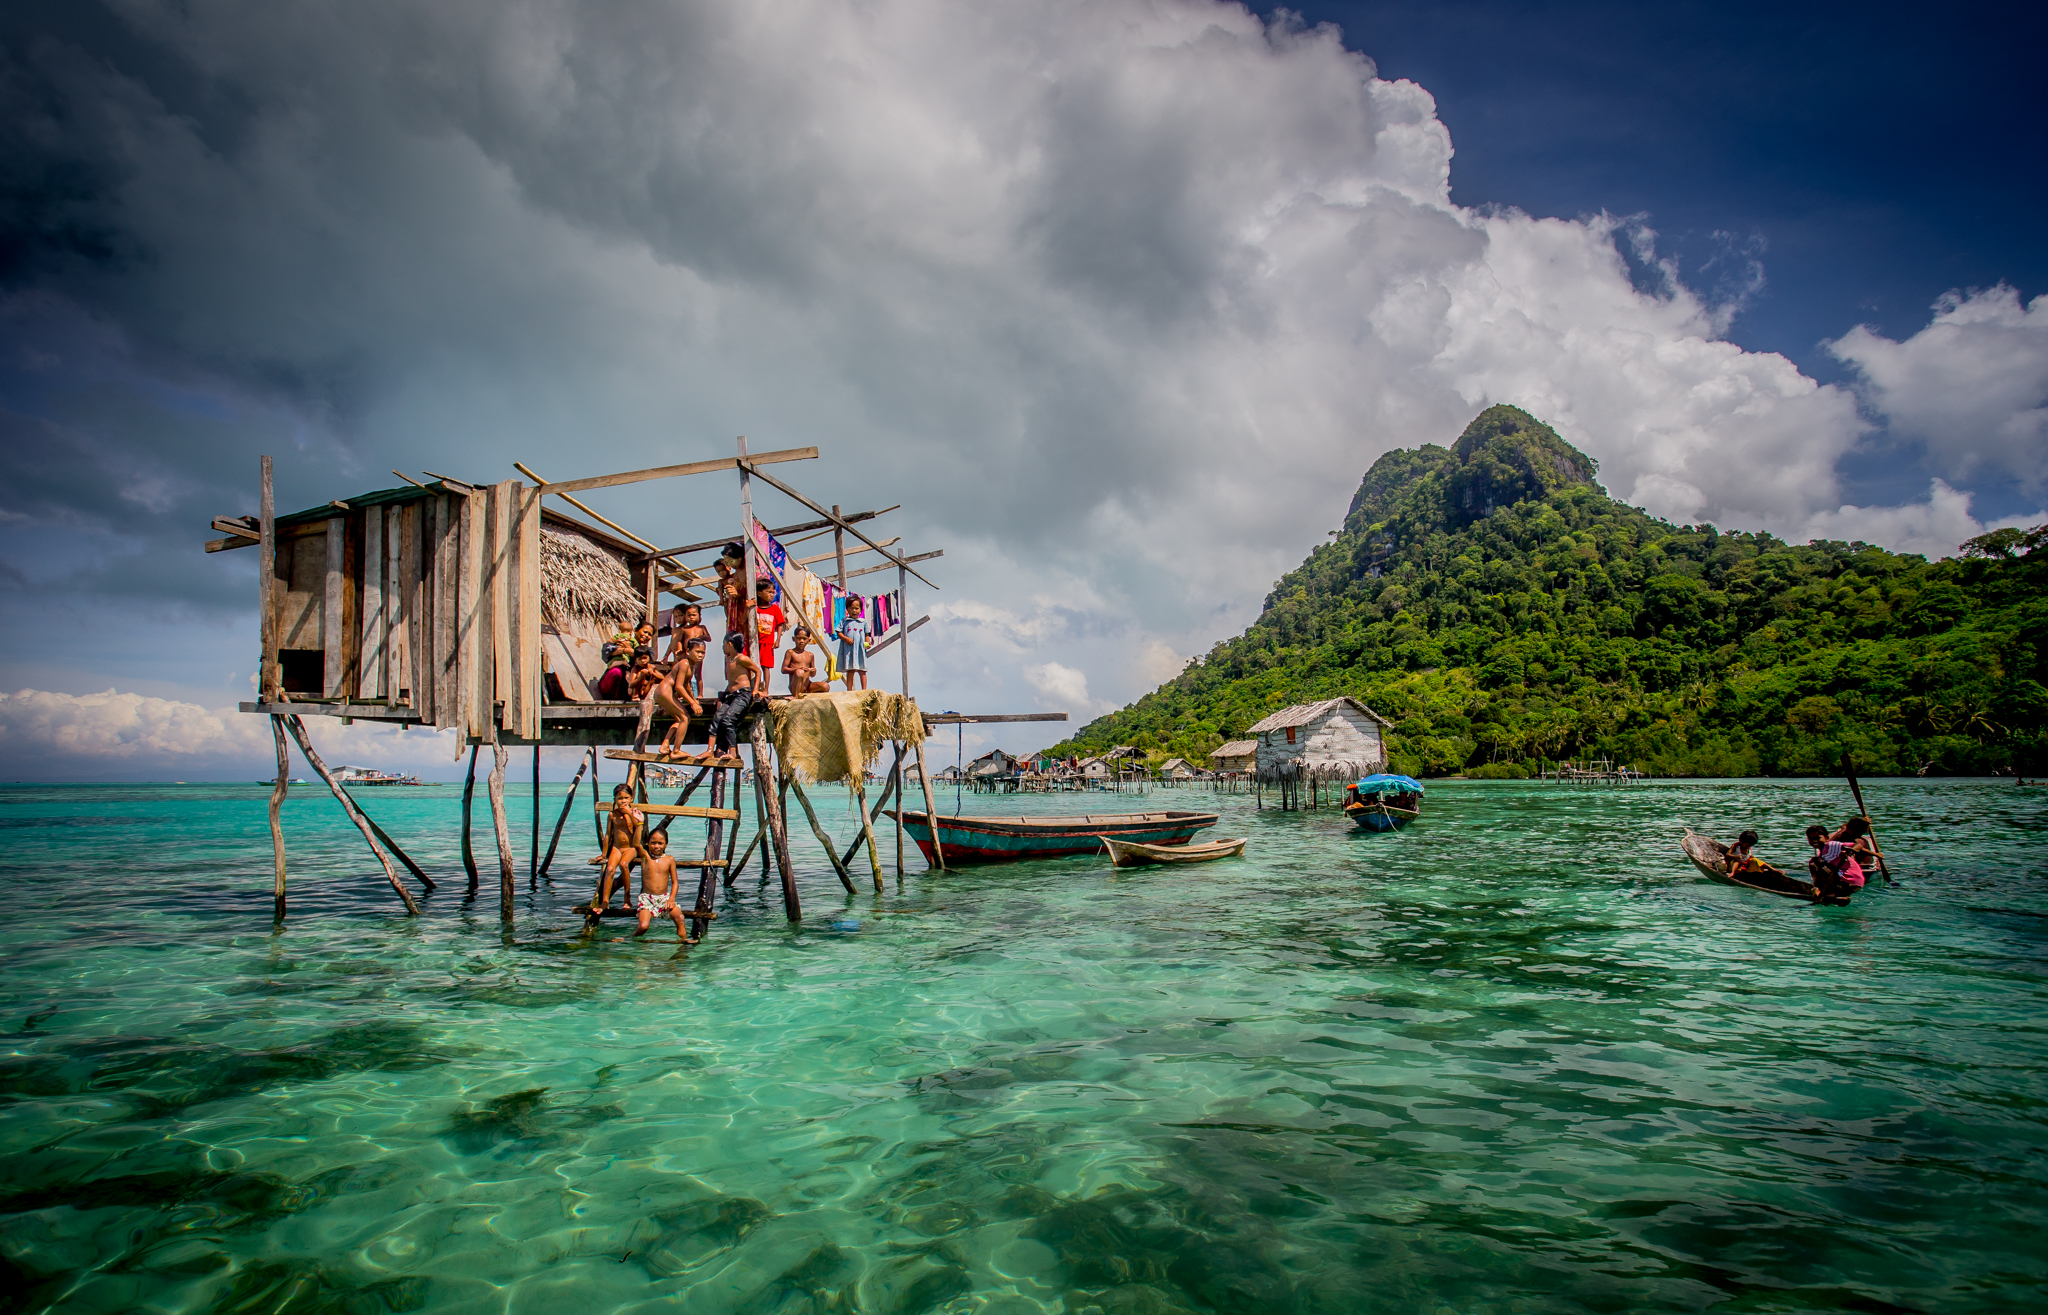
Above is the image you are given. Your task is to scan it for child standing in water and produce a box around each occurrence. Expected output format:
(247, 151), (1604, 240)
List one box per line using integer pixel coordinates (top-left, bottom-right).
(837, 595), (869, 691)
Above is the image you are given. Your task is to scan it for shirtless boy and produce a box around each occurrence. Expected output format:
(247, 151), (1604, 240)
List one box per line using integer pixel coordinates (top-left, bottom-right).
(631, 830), (694, 942)
(782, 626), (823, 695)
(589, 783), (650, 922)
(693, 632), (764, 765)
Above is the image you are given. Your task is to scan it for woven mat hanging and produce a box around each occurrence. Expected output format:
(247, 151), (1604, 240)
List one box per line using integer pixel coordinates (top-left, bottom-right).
(770, 691), (925, 785)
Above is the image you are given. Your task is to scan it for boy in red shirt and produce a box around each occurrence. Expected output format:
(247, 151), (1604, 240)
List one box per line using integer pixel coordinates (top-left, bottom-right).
(753, 577), (785, 672)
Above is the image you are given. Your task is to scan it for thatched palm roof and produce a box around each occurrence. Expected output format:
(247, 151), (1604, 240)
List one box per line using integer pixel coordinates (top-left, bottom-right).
(540, 527), (642, 630)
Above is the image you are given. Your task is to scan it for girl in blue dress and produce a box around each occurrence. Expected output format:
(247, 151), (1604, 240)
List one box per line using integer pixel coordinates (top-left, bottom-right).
(837, 595), (869, 691)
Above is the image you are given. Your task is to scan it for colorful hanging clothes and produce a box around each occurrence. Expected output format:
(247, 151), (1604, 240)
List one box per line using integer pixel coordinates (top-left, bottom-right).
(752, 518), (837, 685)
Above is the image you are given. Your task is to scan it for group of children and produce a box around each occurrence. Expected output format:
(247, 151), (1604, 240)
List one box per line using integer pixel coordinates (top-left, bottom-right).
(1722, 816), (1880, 901)
(588, 783), (695, 941)
(594, 540), (876, 766)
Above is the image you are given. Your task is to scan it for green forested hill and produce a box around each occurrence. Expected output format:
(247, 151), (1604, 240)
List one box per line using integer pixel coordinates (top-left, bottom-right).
(1049, 406), (2047, 777)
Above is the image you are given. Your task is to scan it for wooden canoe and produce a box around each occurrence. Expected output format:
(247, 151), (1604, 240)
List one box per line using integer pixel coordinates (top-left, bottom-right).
(890, 809), (1219, 864)
(1680, 829), (1846, 905)
(1103, 835), (1246, 867)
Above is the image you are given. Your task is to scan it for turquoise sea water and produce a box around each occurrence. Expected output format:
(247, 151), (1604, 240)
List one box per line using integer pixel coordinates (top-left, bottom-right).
(2, 777), (2044, 1314)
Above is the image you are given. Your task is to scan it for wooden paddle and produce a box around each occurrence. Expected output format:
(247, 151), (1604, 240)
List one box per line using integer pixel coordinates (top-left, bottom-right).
(1841, 752), (1895, 885)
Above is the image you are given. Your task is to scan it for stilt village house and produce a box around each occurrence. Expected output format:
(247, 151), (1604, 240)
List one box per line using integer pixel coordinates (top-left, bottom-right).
(206, 444), (1067, 931)
(1245, 697), (1390, 784)
(1207, 740), (1257, 773)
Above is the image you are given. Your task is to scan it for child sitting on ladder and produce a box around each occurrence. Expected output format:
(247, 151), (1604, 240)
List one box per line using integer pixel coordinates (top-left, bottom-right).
(837, 594), (868, 691)
(589, 783), (649, 924)
(631, 830), (694, 943)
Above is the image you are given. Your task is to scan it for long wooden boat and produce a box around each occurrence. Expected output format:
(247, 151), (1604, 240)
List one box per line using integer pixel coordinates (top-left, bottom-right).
(1680, 829), (1846, 906)
(1345, 773), (1425, 832)
(1103, 835), (1246, 868)
(891, 809), (1218, 864)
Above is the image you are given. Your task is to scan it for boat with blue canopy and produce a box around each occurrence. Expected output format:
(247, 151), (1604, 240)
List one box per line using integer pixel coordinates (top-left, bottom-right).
(1343, 774), (1424, 832)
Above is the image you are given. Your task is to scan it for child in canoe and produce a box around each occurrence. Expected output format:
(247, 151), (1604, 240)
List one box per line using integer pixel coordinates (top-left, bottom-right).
(1723, 830), (1766, 874)
(1805, 824), (1872, 901)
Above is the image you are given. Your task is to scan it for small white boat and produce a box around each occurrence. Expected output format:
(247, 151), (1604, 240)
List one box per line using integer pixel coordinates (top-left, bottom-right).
(1102, 835), (1247, 868)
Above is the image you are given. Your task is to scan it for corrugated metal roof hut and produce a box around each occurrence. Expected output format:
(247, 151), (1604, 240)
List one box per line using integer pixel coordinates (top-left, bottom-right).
(1208, 740), (1257, 772)
(1246, 697), (1390, 785)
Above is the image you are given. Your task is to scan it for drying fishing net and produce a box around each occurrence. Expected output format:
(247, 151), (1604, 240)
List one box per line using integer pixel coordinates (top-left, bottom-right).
(771, 691), (925, 785)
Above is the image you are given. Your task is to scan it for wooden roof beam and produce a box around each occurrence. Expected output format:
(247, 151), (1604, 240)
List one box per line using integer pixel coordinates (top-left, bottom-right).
(739, 462), (938, 588)
(541, 446), (817, 496)
(641, 506), (898, 560)
(792, 537), (899, 568)
(843, 549), (941, 581)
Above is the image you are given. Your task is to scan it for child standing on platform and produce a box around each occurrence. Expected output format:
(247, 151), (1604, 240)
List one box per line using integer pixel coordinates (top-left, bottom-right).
(837, 595), (869, 691)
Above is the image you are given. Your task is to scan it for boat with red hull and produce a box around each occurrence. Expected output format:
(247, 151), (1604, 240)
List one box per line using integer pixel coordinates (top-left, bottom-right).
(891, 809), (1219, 864)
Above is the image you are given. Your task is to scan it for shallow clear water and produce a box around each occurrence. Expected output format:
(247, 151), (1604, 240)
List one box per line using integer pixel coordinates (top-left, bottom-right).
(2, 777), (2044, 1314)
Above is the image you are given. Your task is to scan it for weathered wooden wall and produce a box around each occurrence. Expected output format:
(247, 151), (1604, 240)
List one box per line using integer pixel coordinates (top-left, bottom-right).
(263, 481), (543, 739)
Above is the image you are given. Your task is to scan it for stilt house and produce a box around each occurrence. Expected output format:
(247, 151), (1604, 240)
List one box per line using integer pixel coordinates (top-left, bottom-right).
(1208, 740), (1257, 773)
(1246, 697), (1390, 784)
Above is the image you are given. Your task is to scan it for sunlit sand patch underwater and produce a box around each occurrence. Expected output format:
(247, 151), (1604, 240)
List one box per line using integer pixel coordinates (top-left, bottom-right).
(2, 778), (2045, 1312)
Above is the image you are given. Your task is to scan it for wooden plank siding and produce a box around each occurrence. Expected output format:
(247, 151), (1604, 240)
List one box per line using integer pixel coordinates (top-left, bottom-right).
(433, 493), (460, 729)
(361, 505), (385, 699)
(252, 479), (560, 738)
(512, 485), (543, 739)
(322, 516), (346, 697)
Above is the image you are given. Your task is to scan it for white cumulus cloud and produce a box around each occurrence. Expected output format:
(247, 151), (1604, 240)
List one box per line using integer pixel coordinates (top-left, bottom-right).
(1829, 285), (2048, 488)
(0, 688), (462, 777)
(1799, 480), (2046, 560)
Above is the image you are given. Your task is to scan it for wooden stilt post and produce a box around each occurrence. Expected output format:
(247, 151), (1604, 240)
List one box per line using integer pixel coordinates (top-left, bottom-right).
(897, 561), (909, 874)
(460, 744), (479, 892)
(787, 771), (858, 893)
(282, 716), (420, 915)
(851, 776), (884, 891)
(756, 766), (772, 879)
(729, 824), (762, 885)
(748, 712), (800, 921)
(539, 749), (591, 877)
(912, 734), (946, 871)
(589, 747), (604, 849)
(531, 744), (540, 885)
(487, 730), (514, 922)
(269, 715), (289, 920)
(843, 747), (899, 872)
(356, 804), (434, 891)
(686, 765), (726, 941)
(893, 742), (905, 876)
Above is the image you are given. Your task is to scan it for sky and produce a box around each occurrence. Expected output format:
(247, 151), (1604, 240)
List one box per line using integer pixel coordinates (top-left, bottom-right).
(1, 0), (2043, 781)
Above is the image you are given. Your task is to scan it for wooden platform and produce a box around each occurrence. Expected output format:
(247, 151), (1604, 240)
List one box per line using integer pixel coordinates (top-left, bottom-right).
(604, 749), (744, 767)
